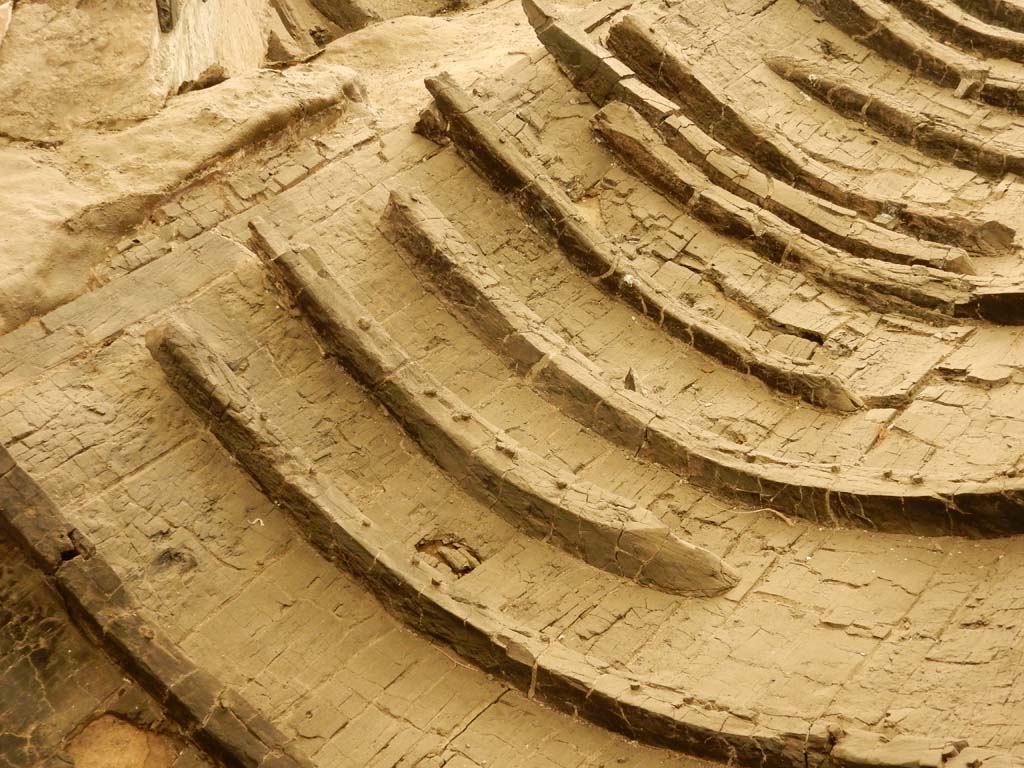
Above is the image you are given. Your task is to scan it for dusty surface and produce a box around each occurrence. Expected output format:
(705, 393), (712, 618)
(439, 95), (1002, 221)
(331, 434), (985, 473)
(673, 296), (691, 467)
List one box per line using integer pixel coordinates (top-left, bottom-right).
(4, 0), (1024, 764)
(65, 717), (189, 768)
(322, 3), (563, 129)
(0, 60), (366, 336)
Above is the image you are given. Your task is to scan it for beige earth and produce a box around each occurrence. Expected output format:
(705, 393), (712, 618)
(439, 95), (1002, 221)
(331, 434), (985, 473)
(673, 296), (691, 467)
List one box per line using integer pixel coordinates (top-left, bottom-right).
(3, 0), (1024, 766)
(66, 717), (185, 768)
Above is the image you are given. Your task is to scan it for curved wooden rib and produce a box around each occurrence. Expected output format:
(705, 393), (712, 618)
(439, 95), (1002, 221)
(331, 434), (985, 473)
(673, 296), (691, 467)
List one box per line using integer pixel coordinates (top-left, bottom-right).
(811, 0), (1024, 112)
(143, 318), (999, 768)
(590, 100), (978, 321)
(951, 0), (1024, 31)
(239, 227), (738, 596)
(524, 0), (975, 277)
(766, 53), (1024, 178)
(762, 54), (1024, 322)
(889, 0), (1024, 61)
(383, 187), (1024, 537)
(598, 8), (1015, 255)
(423, 72), (864, 412)
(584, 11), (1024, 323)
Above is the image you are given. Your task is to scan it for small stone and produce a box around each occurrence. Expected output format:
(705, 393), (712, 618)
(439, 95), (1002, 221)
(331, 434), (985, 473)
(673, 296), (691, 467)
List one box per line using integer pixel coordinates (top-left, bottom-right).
(496, 441), (517, 459)
(156, 0), (176, 32)
(872, 212), (898, 229)
(623, 367), (643, 394)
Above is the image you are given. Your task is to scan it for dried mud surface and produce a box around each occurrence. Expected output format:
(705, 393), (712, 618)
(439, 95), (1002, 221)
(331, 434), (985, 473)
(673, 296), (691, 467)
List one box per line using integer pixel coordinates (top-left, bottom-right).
(4, 0), (1024, 765)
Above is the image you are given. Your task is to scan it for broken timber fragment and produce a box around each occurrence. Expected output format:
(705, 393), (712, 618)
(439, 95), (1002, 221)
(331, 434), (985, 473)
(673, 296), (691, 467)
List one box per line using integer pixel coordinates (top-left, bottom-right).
(308, 0), (380, 32)
(624, 367), (642, 393)
(156, 0), (176, 32)
(0, 444), (313, 768)
(828, 729), (1015, 768)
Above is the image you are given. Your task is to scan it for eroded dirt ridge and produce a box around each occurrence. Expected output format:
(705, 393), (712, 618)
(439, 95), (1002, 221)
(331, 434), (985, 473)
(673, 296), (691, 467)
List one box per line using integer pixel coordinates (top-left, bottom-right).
(5, 0), (1024, 765)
